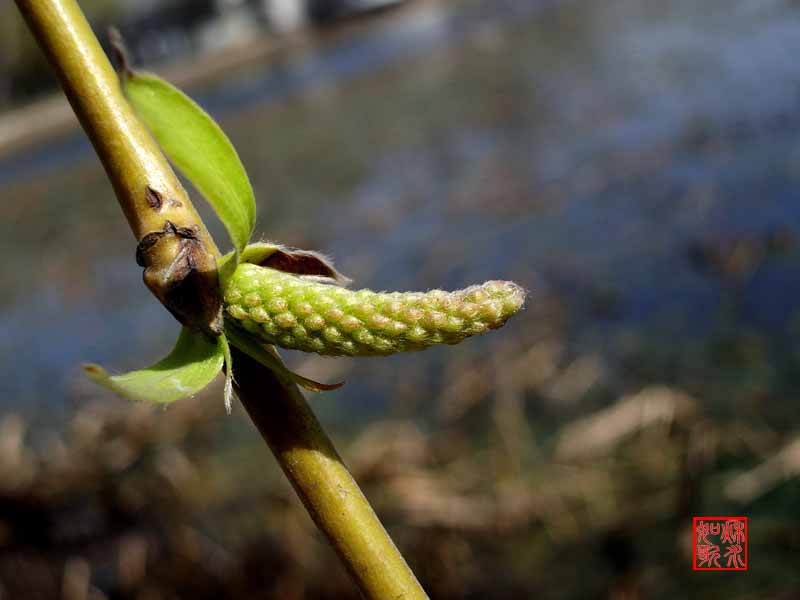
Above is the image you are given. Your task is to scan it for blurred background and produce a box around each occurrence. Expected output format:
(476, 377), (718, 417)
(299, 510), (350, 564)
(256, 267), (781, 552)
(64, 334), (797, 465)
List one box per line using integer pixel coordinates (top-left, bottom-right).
(1, 0), (800, 597)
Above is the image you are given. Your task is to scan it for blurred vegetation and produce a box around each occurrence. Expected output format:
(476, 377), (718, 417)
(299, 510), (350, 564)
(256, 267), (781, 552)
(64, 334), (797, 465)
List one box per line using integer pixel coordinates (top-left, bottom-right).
(2, 331), (800, 599)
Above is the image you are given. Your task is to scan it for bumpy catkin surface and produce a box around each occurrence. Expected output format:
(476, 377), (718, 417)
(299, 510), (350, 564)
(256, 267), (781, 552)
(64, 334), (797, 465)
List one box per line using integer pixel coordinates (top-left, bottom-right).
(224, 263), (526, 356)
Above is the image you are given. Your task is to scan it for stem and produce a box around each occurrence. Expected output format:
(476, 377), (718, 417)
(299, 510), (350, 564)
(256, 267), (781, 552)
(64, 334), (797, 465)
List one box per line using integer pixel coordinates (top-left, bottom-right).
(234, 350), (427, 599)
(15, 0), (210, 246)
(16, 0), (222, 335)
(15, 0), (427, 597)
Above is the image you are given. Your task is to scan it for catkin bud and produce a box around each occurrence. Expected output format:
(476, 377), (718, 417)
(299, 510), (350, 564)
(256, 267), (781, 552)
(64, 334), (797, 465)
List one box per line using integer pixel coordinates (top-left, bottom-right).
(224, 263), (526, 356)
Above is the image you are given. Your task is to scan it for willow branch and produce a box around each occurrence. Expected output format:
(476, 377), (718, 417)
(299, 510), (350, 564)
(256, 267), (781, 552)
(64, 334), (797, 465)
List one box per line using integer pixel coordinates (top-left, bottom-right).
(233, 350), (427, 599)
(14, 0), (427, 597)
(16, 0), (221, 334)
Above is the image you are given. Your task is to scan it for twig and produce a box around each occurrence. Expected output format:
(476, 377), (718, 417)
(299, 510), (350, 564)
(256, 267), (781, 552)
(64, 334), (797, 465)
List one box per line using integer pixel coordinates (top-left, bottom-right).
(234, 349), (427, 599)
(14, 0), (427, 597)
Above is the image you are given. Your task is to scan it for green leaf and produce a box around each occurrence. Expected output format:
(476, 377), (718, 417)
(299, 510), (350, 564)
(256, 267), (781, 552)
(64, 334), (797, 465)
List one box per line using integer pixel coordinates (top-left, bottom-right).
(124, 71), (256, 256)
(225, 324), (344, 393)
(83, 328), (225, 404)
(217, 250), (239, 289)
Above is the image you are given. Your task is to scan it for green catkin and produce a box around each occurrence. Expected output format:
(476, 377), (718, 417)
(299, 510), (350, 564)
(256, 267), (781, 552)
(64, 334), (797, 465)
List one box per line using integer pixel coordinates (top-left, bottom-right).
(224, 263), (526, 356)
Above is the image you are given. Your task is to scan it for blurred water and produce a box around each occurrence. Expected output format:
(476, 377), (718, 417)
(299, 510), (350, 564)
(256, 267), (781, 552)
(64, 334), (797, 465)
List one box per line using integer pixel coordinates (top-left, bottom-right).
(1, 0), (799, 422)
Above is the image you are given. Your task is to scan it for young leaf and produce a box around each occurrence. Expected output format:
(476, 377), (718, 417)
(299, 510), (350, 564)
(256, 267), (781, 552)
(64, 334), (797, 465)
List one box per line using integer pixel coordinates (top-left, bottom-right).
(225, 324), (344, 393)
(123, 71), (256, 256)
(83, 327), (225, 404)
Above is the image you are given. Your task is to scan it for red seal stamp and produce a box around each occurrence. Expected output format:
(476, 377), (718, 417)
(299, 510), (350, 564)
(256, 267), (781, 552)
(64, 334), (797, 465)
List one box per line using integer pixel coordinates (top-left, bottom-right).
(693, 516), (748, 570)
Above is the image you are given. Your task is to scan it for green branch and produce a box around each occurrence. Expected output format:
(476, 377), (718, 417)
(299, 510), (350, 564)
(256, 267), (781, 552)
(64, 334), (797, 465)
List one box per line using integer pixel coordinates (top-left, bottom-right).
(233, 349), (426, 599)
(14, 0), (427, 597)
